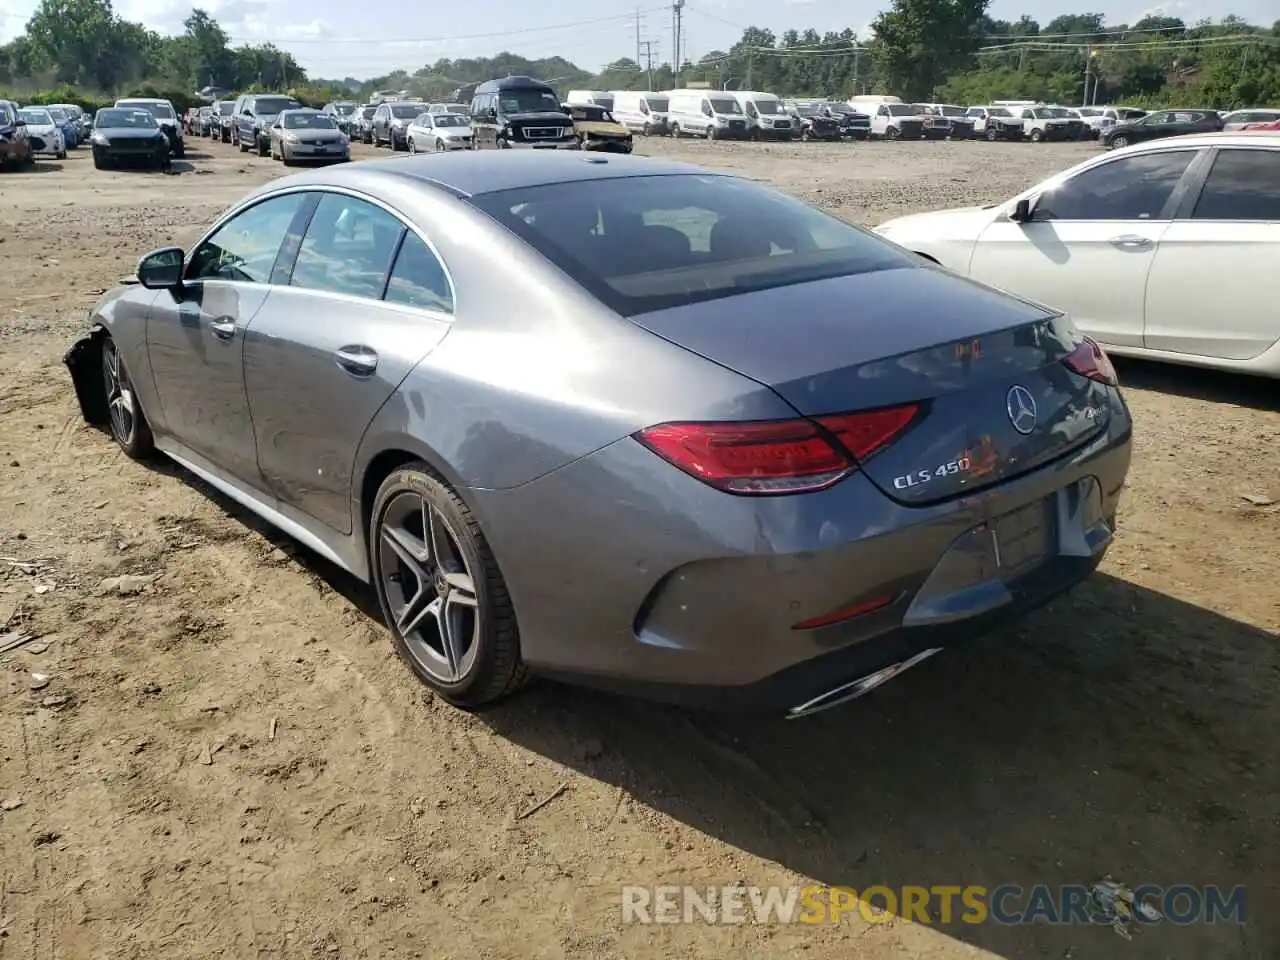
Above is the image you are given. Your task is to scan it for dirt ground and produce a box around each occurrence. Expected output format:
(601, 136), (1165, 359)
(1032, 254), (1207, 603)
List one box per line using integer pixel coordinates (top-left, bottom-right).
(1, 135), (1277, 960)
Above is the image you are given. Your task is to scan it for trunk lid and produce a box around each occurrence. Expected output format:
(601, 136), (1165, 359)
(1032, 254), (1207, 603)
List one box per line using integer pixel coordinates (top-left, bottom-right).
(629, 266), (1113, 506)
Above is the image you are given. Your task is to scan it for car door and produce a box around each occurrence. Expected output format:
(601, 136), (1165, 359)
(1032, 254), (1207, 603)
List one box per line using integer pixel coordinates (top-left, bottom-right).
(967, 148), (1204, 349)
(146, 191), (313, 482)
(1144, 146), (1280, 359)
(243, 191), (455, 534)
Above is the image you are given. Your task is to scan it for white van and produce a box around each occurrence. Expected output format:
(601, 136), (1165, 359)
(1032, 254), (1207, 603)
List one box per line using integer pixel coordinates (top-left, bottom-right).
(849, 94), (902, 107)
(566, 90), (614, 110)
(729, 90), (795, 140)
(611, 90), (671, 135)
(667, 88), (749, 140)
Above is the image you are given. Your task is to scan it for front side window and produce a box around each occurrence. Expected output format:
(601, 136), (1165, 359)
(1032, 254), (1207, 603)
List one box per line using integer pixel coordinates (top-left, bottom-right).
(469, 174), (912, 317)
(1192, 149), (1280, 221)
(384, 232), (454, 313)
(1035, 151), (1196, 221)
(290, 194), (405, 300)
(188, 193), (308, 284)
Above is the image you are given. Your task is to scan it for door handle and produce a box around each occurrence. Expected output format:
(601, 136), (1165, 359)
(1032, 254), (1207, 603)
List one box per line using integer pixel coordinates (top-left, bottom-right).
(209, 317), (236, 340)
(1108, 235), (1153, 250)
(335, 345), (378, 376)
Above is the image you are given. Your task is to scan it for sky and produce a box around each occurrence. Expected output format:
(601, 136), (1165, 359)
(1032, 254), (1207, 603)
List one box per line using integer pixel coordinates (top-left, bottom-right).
(0, 0), (1272, 80)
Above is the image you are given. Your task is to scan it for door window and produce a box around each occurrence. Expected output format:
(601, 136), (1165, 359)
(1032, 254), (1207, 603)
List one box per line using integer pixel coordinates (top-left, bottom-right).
(383, 232), (454, 313)
(187, 192), (308, 283)
(1191, 149), (1280, 221)
(290, 193), (405, 300)
(1034, 150), (1196, 221)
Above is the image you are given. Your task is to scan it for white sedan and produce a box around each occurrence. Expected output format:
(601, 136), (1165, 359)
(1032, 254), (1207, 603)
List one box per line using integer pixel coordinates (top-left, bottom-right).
(406, 112), (472, 152)
(874, 133), (1280, 377)
(17, 107), (66, 159)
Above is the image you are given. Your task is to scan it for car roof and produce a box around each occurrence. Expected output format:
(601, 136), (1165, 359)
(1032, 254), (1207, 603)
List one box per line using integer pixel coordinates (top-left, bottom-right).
(268, 151), (713, 199)
(117, 98), (167, 104)
(475, 76), (555, 93)
(1126, 132), (1280, 148)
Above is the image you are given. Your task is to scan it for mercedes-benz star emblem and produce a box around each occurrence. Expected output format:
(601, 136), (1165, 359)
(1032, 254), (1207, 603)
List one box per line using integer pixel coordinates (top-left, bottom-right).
(1006, 385), (1038, 435)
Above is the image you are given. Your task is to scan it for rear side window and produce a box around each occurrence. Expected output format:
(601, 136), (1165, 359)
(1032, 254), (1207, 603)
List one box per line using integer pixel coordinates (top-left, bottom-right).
(1192, 149), (1280, 221)
(291, 194), (405, 299)
(383, 232), (454, 313)
(1036, 151), (1195, 221)
(468, 174), (912, 317)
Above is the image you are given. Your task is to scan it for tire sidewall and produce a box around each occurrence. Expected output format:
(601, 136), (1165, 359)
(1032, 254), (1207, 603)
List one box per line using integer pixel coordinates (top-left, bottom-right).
(369, 466), (499, 701)
(102, 337), (152, 458)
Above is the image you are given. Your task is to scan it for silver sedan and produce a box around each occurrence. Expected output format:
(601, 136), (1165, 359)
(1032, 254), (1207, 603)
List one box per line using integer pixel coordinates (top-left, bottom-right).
(406, 112), (473, 152)
(64, 153), (1132, 717)
(268, 109), (350, 164)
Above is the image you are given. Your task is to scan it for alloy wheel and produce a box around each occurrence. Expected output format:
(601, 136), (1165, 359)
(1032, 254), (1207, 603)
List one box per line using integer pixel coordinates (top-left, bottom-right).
(101, 339), (135, 446)
(378, 491), (480, 684)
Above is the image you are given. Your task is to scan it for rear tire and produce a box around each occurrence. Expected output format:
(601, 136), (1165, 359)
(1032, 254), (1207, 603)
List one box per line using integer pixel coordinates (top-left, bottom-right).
(370, 464), (528, 709)
(101, 336), (154, 460)
(1030, 128), (1044, 143)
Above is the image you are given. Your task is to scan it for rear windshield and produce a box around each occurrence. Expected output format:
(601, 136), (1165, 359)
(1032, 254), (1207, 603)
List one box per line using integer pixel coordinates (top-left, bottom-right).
(469, 174), (910, 317)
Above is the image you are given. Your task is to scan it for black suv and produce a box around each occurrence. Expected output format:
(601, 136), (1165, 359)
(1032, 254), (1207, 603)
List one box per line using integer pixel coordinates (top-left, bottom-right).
(470, 77), (578, 150)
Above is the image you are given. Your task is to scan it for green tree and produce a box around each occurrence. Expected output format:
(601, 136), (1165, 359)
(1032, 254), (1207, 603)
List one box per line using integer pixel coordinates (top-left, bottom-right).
(872, 0), (991, 100)
(24, 0), (120, 87)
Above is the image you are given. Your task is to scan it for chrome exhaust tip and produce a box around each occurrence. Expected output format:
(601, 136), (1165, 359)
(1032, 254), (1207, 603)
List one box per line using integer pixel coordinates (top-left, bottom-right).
(785, 648), (943, 720)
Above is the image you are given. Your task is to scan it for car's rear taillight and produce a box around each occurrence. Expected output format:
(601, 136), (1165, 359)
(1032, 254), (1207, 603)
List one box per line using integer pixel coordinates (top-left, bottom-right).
(1063, 336), (1118, 386)
(634, 403), (919, 496)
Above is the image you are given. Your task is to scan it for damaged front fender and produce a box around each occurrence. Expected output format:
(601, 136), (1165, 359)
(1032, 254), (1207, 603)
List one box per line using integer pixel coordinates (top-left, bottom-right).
(63, 326), (110, 428)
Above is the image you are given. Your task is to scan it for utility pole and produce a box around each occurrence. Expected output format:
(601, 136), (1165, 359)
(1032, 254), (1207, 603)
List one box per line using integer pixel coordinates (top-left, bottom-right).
(635, 9), (642, 68)
(852, 44), (860, 94)
(672, 0), (684, 86)
(639, 39), (658, 89)
(1081, 47), (1091, 108)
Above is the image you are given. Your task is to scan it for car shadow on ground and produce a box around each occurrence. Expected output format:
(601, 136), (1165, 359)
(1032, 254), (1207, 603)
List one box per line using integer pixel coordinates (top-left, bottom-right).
(1115, 357), (1279, 412)
(16, 160), (63, 173)
(139, 443), (1275, 960)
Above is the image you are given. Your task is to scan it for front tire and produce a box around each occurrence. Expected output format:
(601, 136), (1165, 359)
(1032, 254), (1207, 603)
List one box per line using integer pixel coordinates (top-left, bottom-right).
(1110, 135), (1129, 149)
(1030, 128), (1044, 143)
(370, 464), (527, 708)
(101, 336), (154, 460)
(886, 125), (900, 140)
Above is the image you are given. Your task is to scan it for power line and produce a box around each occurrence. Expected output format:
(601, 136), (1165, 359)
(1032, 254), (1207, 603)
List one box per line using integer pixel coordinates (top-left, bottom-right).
(220, 8), (668, 45)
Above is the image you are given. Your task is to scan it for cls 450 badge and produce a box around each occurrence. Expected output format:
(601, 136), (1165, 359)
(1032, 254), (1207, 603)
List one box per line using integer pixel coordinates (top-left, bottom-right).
(893, 456), (972, 491)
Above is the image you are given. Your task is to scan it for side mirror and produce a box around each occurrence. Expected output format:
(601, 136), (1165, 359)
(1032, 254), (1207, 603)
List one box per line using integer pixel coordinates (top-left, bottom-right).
(137, 246), (185, 291)
(1010, 197), (1034, 223)
(13, 119), (25, 128)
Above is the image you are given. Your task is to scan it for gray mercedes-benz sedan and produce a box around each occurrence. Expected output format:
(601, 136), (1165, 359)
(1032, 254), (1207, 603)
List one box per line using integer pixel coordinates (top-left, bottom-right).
(64, 152), (1133, 717)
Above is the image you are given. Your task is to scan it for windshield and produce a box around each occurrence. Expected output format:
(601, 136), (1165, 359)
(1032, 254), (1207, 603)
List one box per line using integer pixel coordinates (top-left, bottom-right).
(433, 114), (468, 127)
(1045, 107), (1070, 117)
(886, 104), (915, 116)
(709, 98), (743, 115)
(218, 102), (234, 115)
(198, 107), (212, 115)
(568, 105), (613, 123)
(331, 103), (356, 115)
(95, 109), (158, 129)
(498, 88), (562, 113)
(390, 104), (420, 118)
(282, 113), (335, 129)
(470, 174), (910, 318)
(252, 97), (299, 116)
(643, 96), (669, 112)
(19, 108), (53, 125)
(360, 106), (376, 118)
(752, 99), (782, 115)
(121, 101), (174, 119)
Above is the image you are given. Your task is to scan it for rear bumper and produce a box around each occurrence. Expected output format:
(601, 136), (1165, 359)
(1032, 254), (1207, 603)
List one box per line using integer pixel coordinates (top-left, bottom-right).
(469, 391), (1133, 713)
